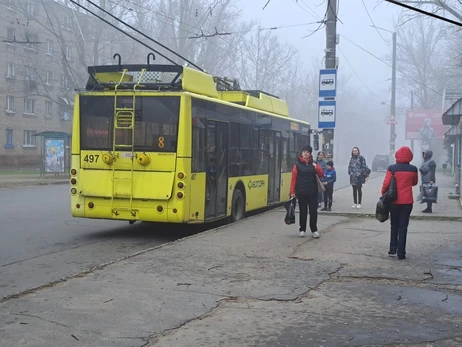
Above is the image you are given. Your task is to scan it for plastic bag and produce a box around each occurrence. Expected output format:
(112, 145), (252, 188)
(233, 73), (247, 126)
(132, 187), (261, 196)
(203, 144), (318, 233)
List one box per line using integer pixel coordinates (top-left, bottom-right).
(284, 197), (296, 225)
(422, 183), (438, 204)
(375, 198), (390, 223)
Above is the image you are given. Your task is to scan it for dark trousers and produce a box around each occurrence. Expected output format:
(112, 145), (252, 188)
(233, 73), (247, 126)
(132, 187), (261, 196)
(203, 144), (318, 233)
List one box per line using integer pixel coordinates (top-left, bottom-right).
(352, 184), (362, 204)
(390, 204), (413, 257)
(317, 192), (323, 205)
(298, 194), (318, 233)
(426, 202), (433, 211)
(323, 185), (334, 207)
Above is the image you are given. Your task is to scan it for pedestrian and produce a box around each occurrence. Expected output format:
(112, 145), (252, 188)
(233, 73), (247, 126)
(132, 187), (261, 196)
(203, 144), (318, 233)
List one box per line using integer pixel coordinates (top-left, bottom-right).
(316, 151), (327, 207)
(290, 145), (325, 238)
(419, 150), (437, 213)
(321, 160), (336, 211)
(381, 146), (418, 260)
(348, 147), (369, 209)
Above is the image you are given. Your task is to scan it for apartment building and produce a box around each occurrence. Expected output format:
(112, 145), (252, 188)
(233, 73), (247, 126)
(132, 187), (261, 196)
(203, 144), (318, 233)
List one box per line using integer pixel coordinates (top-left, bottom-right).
(0, 0), (119, 166)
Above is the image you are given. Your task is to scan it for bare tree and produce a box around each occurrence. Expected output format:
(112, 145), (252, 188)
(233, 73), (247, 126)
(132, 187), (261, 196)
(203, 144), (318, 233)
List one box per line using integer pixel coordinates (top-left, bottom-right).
(394, 15), (449, 109)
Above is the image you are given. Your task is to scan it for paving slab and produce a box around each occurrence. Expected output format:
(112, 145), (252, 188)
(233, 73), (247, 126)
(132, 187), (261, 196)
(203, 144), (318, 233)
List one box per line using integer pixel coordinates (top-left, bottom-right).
(1, 208), (461, 347)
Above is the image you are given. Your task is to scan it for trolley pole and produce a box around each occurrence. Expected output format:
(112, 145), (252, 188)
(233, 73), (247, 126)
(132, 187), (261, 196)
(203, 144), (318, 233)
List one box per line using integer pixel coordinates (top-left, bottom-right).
(390, 31), (397, 160)
(322, 0), (338, 159)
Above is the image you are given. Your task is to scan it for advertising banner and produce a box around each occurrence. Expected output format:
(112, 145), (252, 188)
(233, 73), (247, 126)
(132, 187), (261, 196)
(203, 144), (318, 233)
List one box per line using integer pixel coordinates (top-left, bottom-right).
(405, 110), (447, 141)
(45, 139), (65, 173)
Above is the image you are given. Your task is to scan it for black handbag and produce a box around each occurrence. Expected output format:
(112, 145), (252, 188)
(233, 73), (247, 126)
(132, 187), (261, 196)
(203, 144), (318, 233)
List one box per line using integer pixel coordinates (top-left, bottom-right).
(284, 198), (296, 225)
(422, 183), (438, 203)
(382, 169), (397, 205)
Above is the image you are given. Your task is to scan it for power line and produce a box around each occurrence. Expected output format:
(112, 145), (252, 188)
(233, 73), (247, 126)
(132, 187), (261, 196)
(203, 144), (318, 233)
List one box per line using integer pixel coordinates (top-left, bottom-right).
(384, 0), (462, 27)
(361, 0), (388, 44)
(337, 45), (387, 104)
(81, 0), (203, 70)
(340, 34), (443, 96)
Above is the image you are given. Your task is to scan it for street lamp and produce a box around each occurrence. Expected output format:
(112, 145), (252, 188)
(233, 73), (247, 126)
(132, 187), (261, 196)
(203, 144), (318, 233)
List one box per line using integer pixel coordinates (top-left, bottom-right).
(371, 25), (397, 160)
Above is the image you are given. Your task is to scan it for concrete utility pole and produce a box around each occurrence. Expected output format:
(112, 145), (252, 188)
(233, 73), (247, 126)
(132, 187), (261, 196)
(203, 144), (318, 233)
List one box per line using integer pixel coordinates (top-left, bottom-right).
(323, 0), (337, 159)
(390, 31), (397, 159)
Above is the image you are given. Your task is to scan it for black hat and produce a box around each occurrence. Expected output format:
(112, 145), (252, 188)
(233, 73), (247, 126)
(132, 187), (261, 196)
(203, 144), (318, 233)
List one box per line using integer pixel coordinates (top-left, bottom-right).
(327, 160), (334, 167)
(302, 145), (313, 153)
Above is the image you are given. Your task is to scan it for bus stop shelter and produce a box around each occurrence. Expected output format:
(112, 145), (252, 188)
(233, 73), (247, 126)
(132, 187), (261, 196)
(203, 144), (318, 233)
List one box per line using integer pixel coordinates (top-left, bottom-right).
(33, 131), (72, 177)
(442, 99), (462, 197)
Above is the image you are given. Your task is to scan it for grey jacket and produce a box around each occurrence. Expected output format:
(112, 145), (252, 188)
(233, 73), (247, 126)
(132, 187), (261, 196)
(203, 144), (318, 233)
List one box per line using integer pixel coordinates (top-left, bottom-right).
(419, 150), (436, 184)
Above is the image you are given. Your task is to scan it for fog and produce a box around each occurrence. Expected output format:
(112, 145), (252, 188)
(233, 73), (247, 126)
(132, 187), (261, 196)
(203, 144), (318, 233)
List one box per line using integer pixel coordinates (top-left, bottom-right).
(2, 0), (460, 173)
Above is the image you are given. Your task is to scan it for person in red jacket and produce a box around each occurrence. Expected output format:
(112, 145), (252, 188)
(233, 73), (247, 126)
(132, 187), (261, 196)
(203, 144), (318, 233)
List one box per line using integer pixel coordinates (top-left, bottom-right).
(381, 146), (419, 260)
(290, 145), (324, 238)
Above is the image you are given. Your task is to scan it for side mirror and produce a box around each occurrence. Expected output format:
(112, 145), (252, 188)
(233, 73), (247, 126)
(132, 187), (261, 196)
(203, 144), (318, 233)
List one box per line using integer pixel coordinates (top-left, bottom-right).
(313, 134), (319, 151)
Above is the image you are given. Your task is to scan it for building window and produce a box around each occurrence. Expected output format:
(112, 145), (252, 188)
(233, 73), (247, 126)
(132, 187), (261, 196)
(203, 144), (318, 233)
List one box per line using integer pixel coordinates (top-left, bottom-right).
(46, 71), (52, 85)
(45, 101), (52, 116)
(5, 129), (14, 149)
(6, 95), (15, 112)
(25, 67), (38, 81)
(26, 1), (37, 16)
(61, 16), (73, 30)
(47, 39), (53, 55)
(60, 105), (72, 120)
(7, 63), (15, 78)
(25, 33), (38, 51)
(23, 130), (36, 146)
(6, 28), (15, 44)
(65, 45), (72, 60)
(24, 98), (36, 114)
(61, 75), (70, 89)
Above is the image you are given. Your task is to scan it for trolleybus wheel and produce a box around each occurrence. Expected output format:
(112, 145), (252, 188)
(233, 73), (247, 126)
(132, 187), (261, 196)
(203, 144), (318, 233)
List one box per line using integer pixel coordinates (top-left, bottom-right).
(231, 189), (245, 222)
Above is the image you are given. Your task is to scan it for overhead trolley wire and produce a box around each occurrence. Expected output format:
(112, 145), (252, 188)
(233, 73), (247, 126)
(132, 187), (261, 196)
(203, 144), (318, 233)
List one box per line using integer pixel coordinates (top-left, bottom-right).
(80, 0), (204, 71)
(66, 0), (184, 68)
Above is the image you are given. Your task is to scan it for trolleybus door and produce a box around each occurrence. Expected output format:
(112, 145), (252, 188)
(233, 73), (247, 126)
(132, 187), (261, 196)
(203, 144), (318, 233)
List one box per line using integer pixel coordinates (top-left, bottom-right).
(268, 131), (282, 204)
(205, 121), (228, 219)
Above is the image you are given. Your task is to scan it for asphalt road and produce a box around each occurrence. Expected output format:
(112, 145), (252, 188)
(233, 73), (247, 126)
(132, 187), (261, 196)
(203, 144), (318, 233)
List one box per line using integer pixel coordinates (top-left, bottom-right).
(0, 167), (382, 299)
(0, 185), (206, 299)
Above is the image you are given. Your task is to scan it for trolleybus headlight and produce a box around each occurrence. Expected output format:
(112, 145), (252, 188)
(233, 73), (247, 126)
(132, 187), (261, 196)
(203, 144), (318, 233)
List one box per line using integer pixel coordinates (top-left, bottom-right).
(71, 178), (77, 185)
(137, 153), (151, 166)
(70, 169), (77, 175)
(178, 172), (185, 179)
(177, 192), (184, 199)
(88, 202), (95, 209)
(178, 182), (184, 189)
(173, 208), (178, 214)
(157, 206), (163, 212)
(70, 188), (77, 194)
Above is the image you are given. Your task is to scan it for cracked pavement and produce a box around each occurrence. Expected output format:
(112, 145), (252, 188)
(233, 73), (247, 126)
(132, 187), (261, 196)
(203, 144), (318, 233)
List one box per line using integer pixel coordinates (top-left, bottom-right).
(1, 210), (462, 346)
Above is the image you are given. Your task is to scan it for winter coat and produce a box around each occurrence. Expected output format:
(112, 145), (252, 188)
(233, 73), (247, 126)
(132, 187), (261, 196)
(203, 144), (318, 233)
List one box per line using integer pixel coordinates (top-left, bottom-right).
(322, 168), (336, 186)
(348, 154), (368, 185)
(290, 155), (324, 196)
(419, 150), (436, 184)
(381, 146), (418, 205)
(316, 159), (327, 172)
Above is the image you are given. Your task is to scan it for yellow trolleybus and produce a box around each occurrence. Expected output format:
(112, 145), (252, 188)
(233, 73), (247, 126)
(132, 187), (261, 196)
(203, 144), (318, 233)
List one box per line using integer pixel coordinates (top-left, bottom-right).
(70, 59), (311, 224)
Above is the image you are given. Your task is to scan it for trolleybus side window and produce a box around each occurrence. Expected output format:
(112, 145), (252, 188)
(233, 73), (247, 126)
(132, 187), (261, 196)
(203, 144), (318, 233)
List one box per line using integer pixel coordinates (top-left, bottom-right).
(229, 122), (240, 177)
(192, 112), (206, 173)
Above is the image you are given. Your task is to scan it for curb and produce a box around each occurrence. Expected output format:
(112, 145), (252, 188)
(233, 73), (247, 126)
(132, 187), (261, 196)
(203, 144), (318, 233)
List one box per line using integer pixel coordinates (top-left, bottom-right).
(0, 180), (69, 189)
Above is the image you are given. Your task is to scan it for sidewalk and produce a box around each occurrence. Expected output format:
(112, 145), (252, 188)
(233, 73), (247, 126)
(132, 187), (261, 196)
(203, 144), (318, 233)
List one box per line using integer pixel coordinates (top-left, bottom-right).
(1, 205), (462, 346)
(0, 173), (69, 188)
(318, 171), (461, 219)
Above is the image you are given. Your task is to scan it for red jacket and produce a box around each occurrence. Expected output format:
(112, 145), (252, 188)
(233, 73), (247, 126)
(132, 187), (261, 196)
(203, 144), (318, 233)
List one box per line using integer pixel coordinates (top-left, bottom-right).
(290, 155), (324, 196)
(381, 146), (418, 204)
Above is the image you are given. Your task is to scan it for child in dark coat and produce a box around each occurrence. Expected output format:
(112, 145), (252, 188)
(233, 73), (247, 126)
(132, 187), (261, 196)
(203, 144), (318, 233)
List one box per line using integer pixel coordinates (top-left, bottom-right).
(321, 161), (336, 211)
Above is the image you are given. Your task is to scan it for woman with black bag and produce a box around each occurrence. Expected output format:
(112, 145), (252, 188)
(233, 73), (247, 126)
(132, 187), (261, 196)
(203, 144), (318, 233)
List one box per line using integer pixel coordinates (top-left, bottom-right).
(290, 145), (324, 238)
(381, 146), (418, 260)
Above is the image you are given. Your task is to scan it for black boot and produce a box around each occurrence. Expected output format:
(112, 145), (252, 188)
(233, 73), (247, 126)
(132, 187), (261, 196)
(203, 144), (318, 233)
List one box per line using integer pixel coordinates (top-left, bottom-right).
(422, 208), (432, 213)
(321, 206), (328, 211)
(327, 203), (332, 211)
